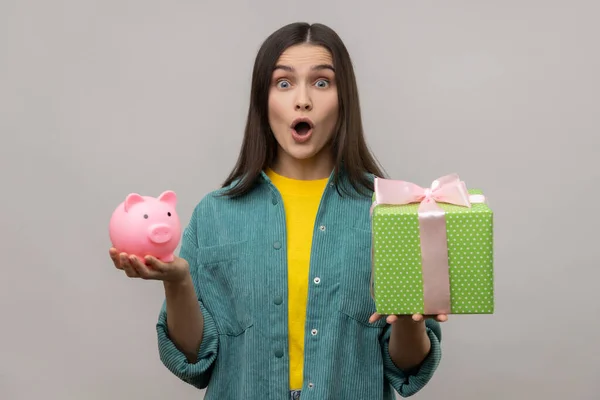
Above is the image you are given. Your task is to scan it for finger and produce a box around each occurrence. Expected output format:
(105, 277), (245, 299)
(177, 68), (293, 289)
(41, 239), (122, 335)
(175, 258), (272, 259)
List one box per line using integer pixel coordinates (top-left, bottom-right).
(386, 315), (399, 324)
(369, 312), (383, 323)
(123, 264), (139, 277)
(130, 256), (159, 280)
(118, 253), (130, 270)
(109, 248), (122, 268)
(120, 254), (139, 277)
(412, 314), (448, 322)
(144, 255), (168, 272)
(436, 314), (448, 322)
(412, 313), (424, 322)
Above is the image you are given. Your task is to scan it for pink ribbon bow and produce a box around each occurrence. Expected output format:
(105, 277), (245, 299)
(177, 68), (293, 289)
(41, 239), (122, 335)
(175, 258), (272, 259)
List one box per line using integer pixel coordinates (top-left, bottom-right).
(372, 173), (472, 213)
(371, 174), (484, 315)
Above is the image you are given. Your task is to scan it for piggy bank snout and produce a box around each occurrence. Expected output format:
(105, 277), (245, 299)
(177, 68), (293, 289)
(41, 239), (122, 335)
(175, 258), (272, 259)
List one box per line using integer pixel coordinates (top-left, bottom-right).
(148, 223), (173, 244)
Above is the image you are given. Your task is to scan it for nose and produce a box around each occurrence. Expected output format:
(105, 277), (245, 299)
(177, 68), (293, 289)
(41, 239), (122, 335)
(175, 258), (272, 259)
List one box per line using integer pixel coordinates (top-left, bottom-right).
(295, 101), (312, 111)
(148, 223), (172, 244)
(295, 88), (312, 111)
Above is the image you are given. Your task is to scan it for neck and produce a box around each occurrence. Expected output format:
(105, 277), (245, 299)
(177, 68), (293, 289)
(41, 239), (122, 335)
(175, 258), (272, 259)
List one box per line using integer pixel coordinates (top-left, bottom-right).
(271, 148), (335, 180)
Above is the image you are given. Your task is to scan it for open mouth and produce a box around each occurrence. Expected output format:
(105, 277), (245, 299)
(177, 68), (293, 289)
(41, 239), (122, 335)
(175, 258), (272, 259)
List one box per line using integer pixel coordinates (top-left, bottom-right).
(291, 119), (313, 136)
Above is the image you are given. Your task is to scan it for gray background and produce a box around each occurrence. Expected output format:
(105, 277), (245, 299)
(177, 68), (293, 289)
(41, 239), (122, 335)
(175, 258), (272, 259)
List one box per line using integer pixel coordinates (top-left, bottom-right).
(1, 0), (599, 399)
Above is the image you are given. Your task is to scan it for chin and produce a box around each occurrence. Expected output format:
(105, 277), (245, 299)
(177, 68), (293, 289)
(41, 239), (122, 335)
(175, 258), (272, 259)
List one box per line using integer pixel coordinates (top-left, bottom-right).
(284, 147), (320, 160)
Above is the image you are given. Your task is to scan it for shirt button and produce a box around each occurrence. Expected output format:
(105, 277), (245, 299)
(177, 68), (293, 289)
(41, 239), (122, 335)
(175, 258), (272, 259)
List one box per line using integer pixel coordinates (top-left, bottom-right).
(273, 296), (283, 305)
(308, 382), (315, 389)
(311, 328), (318, 336)
(319, 225), (326, 231)
(274, 349), (284, 358)
(273, 241), (281, 249)
(313, 277), (321, 285)
(272, 197), (278, 205)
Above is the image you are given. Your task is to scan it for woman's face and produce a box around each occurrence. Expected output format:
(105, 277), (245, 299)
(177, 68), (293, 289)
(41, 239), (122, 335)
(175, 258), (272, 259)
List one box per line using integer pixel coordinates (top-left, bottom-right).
(267, 43), (339, 178)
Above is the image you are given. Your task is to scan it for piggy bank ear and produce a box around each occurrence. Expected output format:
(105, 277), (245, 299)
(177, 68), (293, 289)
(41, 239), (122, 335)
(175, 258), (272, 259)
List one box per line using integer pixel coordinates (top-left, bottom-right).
(124, 193), (144, 212)
(158, 190), (177, 207)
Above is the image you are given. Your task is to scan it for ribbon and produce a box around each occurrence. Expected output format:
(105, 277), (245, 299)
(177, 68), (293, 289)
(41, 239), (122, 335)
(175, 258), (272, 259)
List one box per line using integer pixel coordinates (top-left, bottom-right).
(370, 174), (485, 315)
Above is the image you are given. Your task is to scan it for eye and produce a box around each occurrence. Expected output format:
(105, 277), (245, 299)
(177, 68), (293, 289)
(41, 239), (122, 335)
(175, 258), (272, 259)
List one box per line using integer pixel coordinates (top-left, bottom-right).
(143, 214), (148, 219)
(277, 80), (291, 89)
(315, 79), (329, 88)
(167, 212), (171, 217)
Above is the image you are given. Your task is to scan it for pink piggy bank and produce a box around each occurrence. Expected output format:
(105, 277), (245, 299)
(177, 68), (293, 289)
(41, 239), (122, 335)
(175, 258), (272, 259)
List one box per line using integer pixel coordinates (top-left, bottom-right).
(109, 190), (182, 263)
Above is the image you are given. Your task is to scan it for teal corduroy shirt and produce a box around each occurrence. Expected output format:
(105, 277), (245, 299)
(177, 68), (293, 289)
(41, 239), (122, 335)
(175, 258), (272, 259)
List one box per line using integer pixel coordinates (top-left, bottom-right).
(156, 169), (442, 399)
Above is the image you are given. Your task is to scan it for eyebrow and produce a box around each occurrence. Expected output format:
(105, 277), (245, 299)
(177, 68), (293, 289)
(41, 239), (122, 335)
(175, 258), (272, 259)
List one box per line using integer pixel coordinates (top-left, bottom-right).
(273, 64), (335, 72)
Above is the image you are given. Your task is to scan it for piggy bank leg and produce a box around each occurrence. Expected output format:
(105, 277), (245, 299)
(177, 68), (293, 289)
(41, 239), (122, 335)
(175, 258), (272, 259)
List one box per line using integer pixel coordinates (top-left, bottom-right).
(161, 254), (175, 263)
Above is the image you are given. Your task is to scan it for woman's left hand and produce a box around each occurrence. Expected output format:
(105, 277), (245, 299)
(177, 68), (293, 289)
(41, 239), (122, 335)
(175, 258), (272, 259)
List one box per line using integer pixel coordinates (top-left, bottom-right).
(368, 312), (448, 324)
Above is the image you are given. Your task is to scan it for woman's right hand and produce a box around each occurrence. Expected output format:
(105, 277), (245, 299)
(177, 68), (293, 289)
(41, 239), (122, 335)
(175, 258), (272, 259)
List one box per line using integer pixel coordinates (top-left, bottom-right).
(109, 248), (190, 283)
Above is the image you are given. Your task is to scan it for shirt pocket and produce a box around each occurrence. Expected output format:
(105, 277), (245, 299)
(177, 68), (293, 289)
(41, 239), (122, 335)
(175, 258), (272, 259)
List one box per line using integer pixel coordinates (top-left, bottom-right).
(196, 240), (254, 336)
(337, 226), (387, 328)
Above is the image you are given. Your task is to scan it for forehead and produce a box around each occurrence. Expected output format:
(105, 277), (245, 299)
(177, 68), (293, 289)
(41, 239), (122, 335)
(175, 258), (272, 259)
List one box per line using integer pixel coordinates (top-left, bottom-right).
(275, 44), (333, 69)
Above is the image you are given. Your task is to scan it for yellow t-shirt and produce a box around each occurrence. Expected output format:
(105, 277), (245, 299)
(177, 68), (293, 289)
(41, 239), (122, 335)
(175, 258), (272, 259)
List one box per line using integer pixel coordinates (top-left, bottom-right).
(265, 168), (329, 390)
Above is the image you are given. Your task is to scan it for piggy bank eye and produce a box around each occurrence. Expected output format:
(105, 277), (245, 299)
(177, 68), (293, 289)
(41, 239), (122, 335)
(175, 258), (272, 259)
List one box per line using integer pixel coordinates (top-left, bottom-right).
(168, 212), (172, 217)
(143, 214), (149, 219)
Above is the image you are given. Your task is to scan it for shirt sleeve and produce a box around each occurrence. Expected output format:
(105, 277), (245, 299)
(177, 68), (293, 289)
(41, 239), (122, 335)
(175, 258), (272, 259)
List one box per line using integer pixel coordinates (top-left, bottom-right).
(380, 319), (442, 397)
(155, 210), (219, 389)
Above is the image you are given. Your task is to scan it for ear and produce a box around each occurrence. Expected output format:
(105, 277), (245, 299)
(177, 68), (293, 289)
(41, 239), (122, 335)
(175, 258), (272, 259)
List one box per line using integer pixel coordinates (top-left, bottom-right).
(157, 190), (177, 207)
(124, 193), (144, 212)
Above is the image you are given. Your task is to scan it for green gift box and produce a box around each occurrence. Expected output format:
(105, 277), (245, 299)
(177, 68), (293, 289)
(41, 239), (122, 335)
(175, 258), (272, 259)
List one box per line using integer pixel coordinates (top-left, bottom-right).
(370, 175), (494, 315)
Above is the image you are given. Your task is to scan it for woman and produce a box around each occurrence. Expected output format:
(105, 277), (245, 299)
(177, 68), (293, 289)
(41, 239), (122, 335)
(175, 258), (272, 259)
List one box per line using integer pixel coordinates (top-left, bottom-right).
(109, 22), (444, 399)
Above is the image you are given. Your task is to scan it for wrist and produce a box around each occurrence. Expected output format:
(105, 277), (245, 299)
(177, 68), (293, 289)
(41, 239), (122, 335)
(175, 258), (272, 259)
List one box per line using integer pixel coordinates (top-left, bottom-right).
(389, 319), (431, 371)
(163, 272), (193, 293)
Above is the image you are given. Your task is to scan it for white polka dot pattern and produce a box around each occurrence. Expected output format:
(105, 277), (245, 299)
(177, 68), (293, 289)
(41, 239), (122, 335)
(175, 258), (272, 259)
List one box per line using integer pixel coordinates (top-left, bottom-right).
(371, 189), (494, 315)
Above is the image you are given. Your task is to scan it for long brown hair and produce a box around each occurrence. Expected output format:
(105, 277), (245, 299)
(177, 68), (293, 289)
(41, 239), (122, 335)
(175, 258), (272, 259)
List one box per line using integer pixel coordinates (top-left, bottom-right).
(220, 22), (386, 198)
